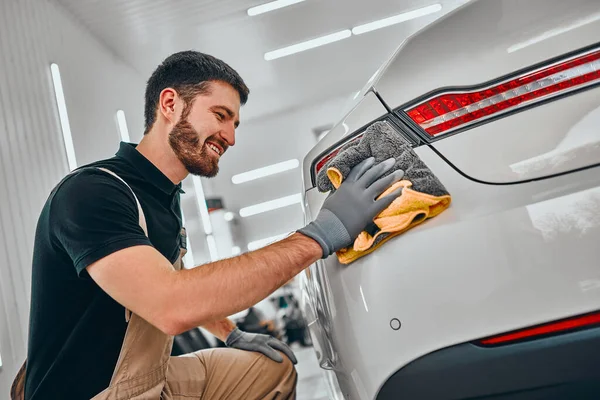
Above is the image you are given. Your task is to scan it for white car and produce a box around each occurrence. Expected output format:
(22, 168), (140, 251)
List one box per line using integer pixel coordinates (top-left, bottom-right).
(299, 0), (600, 399)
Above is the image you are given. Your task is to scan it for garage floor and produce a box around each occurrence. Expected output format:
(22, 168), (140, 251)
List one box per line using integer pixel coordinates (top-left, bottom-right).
(294, 345), (329, 400)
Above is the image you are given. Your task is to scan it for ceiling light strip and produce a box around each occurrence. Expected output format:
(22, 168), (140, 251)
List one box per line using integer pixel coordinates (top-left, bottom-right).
(239, 193), (302, 217)
(265, 30), (352, 61)
(248, 0), (305, 16)
(232, 159), (299, 184)
(352, 4), (442, 35)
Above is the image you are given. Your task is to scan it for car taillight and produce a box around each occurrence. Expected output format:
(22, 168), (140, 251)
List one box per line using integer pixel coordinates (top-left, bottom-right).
(476, 311), (600, 347)
(405, 48), (600, 137)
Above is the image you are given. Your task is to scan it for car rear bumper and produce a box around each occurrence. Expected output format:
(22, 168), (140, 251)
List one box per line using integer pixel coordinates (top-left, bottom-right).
(377, 326), (600, 399)
(300, 149), (600, 399)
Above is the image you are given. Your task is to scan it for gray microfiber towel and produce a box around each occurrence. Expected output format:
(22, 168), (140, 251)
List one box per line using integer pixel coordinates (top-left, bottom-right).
(316, 121), (452, 264)
(317, 121), (449, 197)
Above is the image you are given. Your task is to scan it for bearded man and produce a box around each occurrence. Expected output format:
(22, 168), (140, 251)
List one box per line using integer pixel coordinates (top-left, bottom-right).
(20, 51), (403, 400)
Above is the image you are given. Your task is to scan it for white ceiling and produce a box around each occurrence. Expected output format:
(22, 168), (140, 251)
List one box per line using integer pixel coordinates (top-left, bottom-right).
(54, 0), (466, 122)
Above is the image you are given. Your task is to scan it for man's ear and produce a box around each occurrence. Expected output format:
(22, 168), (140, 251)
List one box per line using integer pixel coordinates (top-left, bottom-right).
(159, 88), (178, 124)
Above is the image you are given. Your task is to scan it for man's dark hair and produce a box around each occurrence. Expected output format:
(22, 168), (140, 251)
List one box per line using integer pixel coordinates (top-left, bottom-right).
(144, 51), (249, 134)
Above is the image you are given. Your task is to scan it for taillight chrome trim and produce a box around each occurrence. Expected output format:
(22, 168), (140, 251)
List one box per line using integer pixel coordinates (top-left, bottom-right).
(399, 43), (600, 140)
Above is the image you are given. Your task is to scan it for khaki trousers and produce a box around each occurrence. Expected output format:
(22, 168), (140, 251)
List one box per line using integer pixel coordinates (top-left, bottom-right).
(164, 348), (297, 399)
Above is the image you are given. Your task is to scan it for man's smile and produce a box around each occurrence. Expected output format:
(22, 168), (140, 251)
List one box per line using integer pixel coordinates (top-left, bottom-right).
(206, 141), (223, 157)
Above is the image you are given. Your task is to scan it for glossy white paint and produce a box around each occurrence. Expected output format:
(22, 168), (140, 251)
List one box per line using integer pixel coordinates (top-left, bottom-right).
(300, 0), (600, 398)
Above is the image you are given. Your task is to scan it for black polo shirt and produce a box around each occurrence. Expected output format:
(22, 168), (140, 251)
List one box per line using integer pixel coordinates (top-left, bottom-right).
(25, 142), (184, 400)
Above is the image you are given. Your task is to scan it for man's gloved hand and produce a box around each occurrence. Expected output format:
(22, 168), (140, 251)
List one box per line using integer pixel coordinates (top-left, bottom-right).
(298, 157), (404, 258)
(225, 327), (298, 364)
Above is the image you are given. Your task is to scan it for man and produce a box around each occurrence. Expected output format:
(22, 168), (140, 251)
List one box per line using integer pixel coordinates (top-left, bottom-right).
(23, 51), (403, 399)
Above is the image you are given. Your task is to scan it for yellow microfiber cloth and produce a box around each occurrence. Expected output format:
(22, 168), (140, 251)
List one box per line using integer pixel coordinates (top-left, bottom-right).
(317, 121), (452, 264)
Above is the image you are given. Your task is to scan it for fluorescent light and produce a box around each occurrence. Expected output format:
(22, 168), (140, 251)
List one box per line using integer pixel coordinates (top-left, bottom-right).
(352, 4), (442, 35)
(224, 211), (235, 221)
(50, 63), (77, 170)
(181, 211), (195, 268)
(232, 159), (299, 184)
(206, 234), (219, 261)
(232, 246), (241, 255)
(192, 176), (213, 234)
(265, 30), (352, 61)
(239, 193), (302, 217)
(248, 0), (305, 16)
(353, 91), (361, 100)
(116, 110), (130, 142)
(248, 233), (290, 251)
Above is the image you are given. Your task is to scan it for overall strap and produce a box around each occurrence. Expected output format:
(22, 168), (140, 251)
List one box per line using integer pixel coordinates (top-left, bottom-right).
(91, 168), (179, 400)
(94, 167), (146, 323)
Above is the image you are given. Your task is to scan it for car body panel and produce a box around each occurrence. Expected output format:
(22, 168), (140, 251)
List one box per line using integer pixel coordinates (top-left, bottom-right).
(299, 0), (600, 398)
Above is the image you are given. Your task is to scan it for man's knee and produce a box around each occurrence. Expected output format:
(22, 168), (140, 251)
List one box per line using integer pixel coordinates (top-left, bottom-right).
(266, 352), (297, 392)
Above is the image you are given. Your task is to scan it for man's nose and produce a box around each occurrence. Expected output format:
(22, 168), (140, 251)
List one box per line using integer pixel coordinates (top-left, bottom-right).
(221, 124), (236, 147)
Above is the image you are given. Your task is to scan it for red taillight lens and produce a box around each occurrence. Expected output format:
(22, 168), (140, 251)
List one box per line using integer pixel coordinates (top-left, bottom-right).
(477, 311), (600, 347)
(405, 48), (600, 137)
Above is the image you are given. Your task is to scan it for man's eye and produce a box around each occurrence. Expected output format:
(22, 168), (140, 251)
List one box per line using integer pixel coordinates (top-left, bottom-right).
(216, 112), (224, 121)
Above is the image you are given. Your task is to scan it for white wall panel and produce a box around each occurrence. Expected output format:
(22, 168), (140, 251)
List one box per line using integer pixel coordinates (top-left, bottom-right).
(0, 0), (146, 391)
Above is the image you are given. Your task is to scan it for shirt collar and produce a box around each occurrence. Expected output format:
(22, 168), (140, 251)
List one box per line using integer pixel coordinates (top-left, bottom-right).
(116, 142), (183, 195)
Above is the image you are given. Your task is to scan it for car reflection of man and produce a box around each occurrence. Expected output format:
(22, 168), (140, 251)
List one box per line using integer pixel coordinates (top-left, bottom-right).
(19, 51), (403, 400)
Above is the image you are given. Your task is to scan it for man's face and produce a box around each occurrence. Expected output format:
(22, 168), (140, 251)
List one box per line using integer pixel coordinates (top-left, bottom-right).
(168, 81), (241, 177)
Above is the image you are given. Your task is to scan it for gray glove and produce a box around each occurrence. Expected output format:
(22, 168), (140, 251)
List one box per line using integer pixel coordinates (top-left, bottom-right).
(299, 157), (404, 258)
(225, 327), (297, 364)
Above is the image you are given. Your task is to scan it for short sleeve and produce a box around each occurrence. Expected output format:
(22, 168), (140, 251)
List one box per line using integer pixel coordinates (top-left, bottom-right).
(50, 169), (153, 278)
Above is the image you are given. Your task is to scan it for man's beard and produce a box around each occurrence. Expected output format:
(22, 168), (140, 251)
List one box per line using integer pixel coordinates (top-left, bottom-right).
(168, 118), (224, 178)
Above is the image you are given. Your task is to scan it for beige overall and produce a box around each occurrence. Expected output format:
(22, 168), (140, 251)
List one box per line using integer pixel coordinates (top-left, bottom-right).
(11, 168), (297, 400)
